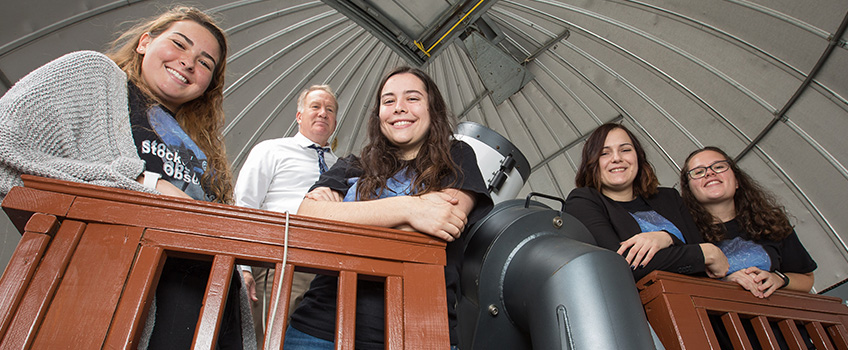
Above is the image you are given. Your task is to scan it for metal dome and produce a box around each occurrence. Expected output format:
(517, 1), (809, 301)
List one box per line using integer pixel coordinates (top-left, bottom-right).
(1, 0), (846, 295)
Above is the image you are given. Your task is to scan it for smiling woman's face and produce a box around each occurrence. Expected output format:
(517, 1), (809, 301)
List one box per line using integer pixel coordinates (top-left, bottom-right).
(598, 127), (638, 199)
(686, 150), (738, 206)
(378, 72), (432, 160)
(136, 20), (220, 111)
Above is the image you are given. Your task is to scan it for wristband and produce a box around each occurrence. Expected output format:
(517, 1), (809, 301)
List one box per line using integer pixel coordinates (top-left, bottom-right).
(142, 171), (161, 190)
(773, 270), (790, 289)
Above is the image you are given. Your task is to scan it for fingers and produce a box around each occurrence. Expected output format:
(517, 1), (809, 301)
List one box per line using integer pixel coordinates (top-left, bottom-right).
(756, 271), (782, 298)
(726, 271), (764, 298)
(435, 190), (461, 205)
(617, 240), (634, 257)
(625, 246), (643, 267)
(641, 249), (657, 268)
(762, 281), (780, 298)
(441, 211), (466, 240)
(631, 245), (650, 268)
(435, 229), (458, 242)
(424, 191), (459, 205)
(741, 280), (764, 298)
(241, 270), (258, 302)
(407, 191), (470, 242)
(413, 200), (467, 241)
(726, 269), (787, 298)
(425, 221), (463, 242)
(618, 232), (668, 268)
(305, 187), (342, 202)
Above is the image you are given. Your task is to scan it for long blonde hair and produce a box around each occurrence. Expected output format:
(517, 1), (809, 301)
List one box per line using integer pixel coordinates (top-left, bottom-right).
(107, 6), (233, 203)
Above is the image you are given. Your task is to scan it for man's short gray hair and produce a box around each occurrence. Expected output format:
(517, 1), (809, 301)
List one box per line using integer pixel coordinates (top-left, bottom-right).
(297, 85), (338, 113)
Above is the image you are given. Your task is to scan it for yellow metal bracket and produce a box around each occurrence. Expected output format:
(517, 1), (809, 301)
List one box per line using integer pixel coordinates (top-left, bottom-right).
(414, 0), (486, 57)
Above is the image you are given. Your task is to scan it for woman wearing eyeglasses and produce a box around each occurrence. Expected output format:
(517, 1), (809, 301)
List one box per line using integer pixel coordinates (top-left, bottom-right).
(564, 123), (729, 282)
(680, 147), (816, 298)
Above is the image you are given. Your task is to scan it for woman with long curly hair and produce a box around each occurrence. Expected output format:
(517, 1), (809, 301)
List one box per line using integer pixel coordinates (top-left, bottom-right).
(0, 6), (250, 348)
(680, 147), (816, 298)
(285, 67), (493, 349)
(108, 6), (233, 203)
(564, 123), (729, 282)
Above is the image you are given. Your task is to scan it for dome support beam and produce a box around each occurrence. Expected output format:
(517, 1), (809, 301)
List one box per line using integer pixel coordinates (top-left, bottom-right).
(736, 10), (848, 162)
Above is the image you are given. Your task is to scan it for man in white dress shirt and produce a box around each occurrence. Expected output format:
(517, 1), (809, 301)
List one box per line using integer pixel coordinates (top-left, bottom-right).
(234, 85), (339, 343)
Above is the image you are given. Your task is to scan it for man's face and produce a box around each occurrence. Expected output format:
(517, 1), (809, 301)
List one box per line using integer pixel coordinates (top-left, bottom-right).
(297, 90), (337, 145)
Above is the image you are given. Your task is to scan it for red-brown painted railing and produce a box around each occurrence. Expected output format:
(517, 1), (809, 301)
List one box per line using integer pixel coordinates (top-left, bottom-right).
(0, 175), (450, 349)
(4, 175), (848, 350)
(638, 270), (848, 350)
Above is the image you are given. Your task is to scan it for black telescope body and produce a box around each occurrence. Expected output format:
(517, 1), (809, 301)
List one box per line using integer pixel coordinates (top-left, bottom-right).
(457, 194), (656, 349)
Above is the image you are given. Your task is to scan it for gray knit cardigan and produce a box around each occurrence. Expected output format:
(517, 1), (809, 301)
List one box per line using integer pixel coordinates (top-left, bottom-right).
(0, 51), (256, 349)
(0, 50), (151, 202)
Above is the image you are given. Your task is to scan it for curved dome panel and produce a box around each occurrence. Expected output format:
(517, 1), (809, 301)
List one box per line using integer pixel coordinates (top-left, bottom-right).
(1, 0), (846, 294)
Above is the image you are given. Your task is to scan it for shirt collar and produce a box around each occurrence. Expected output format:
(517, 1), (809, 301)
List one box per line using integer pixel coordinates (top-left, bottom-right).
(294, 131), (329, 149)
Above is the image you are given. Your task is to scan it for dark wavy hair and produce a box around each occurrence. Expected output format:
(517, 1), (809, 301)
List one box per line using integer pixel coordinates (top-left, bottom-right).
(107, 6), (233, 204)
(355, 66), (458, 200)
(574, 122), (659, 197)
(680, 146), (793, 243)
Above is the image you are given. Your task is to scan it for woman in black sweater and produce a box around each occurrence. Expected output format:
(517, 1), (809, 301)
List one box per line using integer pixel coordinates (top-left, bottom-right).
(565, 123), (728, 282)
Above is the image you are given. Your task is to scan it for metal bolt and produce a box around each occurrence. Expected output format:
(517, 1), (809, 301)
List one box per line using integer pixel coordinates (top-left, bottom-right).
(488, 304), (499, 316)
(552, 216), (563, 229)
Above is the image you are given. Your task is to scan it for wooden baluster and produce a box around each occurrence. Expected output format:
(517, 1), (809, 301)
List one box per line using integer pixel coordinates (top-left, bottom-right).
(721, 312), (754, 349)
(402, 263), (449, 349)
(385, 276), (403, 350)
(192, 255), (235, 350)
(336, 270), (358, 349)
(103, 245), (164, 348)
(695, 306), (722, 349)
(777, 319), (805, 350)
(827, 324), (848, 350)
(751, 315), (780, 349)
(1, 220), (85, 349)
(0, 213), (56, 341)
(265, 263), (294, 349)
(33, 223), (143, 349)
(805, 321), (836, 350)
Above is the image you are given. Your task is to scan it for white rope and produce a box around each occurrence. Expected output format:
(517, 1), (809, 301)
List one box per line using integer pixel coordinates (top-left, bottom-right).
(265, 211), (290, 350)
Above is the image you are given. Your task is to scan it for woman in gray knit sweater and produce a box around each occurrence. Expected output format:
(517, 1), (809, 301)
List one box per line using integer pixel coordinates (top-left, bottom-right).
(0, 6), (253, 349)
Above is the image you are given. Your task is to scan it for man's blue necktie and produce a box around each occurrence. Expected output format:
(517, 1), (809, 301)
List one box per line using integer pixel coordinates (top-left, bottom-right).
(308, 144), (330, 174)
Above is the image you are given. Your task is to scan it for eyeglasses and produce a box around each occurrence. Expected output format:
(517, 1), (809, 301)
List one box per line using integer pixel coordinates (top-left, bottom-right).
(687, 160), (731, 179)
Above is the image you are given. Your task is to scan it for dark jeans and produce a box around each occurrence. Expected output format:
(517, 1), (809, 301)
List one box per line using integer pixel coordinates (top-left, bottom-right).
(283, 325), (459, 350)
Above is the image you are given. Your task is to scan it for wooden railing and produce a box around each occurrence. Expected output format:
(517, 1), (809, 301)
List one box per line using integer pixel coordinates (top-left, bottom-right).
(0, 175), (450, 349)
(4, 175), (848, 350)
(638, 270), (848, 350)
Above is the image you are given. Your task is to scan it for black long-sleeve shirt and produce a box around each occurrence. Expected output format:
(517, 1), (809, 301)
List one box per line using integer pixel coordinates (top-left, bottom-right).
(565, 187), (706, 281)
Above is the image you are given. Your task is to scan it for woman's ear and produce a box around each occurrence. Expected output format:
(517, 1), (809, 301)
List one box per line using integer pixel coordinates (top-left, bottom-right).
(136, 32), (151, 54)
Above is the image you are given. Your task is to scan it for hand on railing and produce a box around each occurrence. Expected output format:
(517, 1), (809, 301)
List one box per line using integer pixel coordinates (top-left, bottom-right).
(304, 186), (343, 202)
(617, 231), (674, 269)
(406, 192), (467, 242)
(700, 243), (729, 278)
(724, 268), (770, 298)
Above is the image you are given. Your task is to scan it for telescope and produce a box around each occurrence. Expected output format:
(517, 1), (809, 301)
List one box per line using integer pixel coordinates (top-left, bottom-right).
(455, 122), (656, 349)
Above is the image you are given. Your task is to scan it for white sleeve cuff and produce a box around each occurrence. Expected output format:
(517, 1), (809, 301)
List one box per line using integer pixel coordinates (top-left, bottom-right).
(142, 171), (161, 190)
